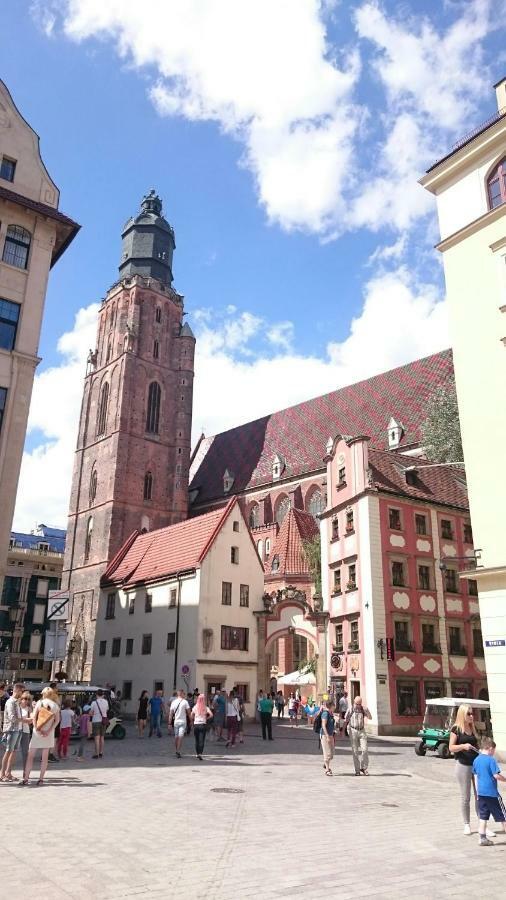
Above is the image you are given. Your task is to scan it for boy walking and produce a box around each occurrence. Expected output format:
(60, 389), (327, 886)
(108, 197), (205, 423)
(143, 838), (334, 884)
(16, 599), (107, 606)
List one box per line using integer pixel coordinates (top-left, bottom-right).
(472, 737), (506, 846)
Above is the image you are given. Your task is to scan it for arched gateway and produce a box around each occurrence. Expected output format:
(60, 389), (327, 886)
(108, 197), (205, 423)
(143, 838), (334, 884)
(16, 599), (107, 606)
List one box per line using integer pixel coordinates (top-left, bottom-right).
(255, 587), (329, 697)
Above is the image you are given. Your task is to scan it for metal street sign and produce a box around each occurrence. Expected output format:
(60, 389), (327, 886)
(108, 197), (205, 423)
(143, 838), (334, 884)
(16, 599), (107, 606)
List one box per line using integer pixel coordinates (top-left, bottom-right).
(47, 594), (69, 621)
(485, 639), (505, 648)
(44, 629), (68, 661)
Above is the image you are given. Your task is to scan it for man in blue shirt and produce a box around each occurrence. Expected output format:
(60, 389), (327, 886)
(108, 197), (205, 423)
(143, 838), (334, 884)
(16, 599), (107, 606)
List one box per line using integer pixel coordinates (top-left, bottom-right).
(148, 690), (164, 738)
(472, 737), (506, 845)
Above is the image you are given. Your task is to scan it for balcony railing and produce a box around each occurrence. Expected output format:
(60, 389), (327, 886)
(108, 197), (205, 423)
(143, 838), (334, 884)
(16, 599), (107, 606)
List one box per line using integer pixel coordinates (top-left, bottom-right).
(395, 638), (416, 653)
(449, 645), (467, 656)
(422, 642), (441, 654)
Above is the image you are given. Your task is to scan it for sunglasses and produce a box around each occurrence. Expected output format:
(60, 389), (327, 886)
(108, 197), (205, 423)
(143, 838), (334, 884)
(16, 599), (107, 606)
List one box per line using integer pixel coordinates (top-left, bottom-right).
(466, 711), (474, 716)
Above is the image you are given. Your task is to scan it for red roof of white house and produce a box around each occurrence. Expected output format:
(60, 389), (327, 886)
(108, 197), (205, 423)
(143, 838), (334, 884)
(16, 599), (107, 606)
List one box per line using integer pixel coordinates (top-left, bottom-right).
(102, 499), (242, 588)
(266, 507), (319, 578)
(190, 349), (454, 506)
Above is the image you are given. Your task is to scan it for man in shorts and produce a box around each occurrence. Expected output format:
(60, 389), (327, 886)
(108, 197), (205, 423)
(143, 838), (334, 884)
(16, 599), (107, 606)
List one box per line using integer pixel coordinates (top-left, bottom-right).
(169, 689), (190, 758)
(90, 689), (109, 759)
(1, 682), (23, 782)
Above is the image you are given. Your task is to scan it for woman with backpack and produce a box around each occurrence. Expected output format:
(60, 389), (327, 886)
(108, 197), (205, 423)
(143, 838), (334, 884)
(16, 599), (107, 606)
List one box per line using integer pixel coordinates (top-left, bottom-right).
(317, 700), (336, 776)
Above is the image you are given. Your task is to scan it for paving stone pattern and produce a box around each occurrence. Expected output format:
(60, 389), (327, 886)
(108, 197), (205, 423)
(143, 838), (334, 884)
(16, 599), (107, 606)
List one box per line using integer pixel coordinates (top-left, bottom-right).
(1, 720), (505, 899)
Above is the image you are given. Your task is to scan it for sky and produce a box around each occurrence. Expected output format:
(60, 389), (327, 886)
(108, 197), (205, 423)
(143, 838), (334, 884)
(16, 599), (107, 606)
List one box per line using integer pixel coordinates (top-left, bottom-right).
(2, 0), (505, 531)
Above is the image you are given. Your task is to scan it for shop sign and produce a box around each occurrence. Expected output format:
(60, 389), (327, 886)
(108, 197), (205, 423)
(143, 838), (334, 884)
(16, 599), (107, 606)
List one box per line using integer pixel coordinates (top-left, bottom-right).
(485, 639), (505, 647)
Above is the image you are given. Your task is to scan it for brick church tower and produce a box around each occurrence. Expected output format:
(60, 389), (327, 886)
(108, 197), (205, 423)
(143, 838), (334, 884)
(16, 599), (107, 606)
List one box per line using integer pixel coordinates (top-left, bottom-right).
(62, 191), (195, 680)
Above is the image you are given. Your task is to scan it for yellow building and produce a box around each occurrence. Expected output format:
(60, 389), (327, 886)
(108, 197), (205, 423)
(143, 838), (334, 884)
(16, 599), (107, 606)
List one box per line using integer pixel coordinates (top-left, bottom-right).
(0, 80), (78, 596)
(421, 78), (506, 755)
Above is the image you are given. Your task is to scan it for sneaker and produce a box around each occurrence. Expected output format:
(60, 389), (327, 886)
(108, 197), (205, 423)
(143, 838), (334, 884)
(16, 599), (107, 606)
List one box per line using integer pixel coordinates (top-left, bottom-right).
(479, 837), (494, 846)
(176, 751), (181, 758)
(463, 824), (472, 836)
(486, 829), (495, 839)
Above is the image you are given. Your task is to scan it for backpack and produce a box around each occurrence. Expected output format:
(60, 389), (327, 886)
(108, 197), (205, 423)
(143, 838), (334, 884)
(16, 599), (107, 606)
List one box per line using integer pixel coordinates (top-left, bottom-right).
(313, 711), (323, 733)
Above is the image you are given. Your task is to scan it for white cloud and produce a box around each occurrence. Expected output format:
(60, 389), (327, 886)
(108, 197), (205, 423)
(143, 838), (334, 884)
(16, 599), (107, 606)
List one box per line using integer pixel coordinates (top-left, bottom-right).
(193, 266), (448, 436)
(13, 305), (99, 531)
(41, 0), (361, 236)
(34, 0), (498, 238)
(13, 268), (448, 529)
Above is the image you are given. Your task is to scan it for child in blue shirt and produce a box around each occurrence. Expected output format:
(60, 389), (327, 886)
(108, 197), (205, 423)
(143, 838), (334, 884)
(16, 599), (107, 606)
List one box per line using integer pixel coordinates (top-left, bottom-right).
(472, 737), (506, 845)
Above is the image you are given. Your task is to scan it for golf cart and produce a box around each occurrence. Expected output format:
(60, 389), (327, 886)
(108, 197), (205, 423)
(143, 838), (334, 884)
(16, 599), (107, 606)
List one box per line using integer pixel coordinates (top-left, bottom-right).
(23, 682), (126, 740)
(415, 697), (491, 759)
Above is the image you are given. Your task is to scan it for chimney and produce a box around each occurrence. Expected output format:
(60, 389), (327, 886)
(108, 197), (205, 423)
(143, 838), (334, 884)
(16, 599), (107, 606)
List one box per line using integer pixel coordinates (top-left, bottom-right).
(494, 77), (506, 112)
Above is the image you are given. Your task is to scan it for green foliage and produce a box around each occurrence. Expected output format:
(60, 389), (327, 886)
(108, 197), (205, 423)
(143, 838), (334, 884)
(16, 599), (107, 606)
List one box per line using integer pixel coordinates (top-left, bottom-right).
(421, 379), (464, 464)
(302, 535), (322, 594)
(298, 656), (317, 676)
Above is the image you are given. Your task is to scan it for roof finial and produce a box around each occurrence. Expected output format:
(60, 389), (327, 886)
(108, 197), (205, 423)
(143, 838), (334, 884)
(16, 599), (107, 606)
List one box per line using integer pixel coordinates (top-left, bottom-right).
(141, 189), (162, 216)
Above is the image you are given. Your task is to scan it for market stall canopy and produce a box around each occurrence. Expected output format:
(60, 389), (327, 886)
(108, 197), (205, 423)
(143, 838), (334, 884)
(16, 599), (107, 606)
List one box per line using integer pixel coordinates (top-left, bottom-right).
(277, 670), (316, 685)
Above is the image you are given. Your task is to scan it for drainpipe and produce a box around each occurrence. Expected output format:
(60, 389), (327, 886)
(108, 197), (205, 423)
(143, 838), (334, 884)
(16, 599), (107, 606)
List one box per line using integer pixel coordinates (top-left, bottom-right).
(173, 572), (183, 691)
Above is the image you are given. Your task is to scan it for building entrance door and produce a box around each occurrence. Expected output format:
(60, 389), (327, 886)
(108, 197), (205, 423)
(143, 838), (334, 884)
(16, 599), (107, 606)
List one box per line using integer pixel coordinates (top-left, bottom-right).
(350, 679), (361, 700)
(207, 681), (223, 699)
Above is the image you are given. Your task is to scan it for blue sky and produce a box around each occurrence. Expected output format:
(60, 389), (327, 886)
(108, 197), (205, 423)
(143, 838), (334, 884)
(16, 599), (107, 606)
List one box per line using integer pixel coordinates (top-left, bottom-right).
(4, 0), (504, 528)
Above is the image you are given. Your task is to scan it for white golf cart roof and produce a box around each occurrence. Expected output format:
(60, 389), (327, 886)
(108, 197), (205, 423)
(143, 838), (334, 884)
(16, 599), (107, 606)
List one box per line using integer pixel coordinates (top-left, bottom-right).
(426, 697), (490, 709)
(22, 682), (106, 694)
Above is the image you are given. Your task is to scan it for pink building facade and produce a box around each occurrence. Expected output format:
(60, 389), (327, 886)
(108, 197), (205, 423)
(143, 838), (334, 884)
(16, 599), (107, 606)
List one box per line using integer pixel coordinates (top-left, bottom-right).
(322, 436), (485, 735)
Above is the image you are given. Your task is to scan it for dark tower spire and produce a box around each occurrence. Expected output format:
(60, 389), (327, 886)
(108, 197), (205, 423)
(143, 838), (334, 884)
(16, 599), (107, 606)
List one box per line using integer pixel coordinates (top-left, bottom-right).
(119, 189), (175, 286)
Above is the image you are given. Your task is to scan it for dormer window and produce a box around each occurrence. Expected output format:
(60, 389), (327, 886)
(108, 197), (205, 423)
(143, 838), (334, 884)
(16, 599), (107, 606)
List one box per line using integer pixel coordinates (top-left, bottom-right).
(388, 417), (404, 450)
(272, 453), (285, 481)
(223, 469), (234, 493)
(487, 157), (506, 210)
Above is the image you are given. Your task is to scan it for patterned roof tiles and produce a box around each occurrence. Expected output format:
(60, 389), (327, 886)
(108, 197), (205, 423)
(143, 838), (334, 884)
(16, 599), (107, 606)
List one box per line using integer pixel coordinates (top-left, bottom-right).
(190, 349), (454, 505)
(369, 449), (468, 511)
(266, 507), (319, 578)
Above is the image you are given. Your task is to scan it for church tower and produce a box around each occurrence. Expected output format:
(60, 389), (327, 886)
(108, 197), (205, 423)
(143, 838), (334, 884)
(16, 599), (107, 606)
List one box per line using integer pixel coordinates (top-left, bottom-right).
(62, 191), (195, 680)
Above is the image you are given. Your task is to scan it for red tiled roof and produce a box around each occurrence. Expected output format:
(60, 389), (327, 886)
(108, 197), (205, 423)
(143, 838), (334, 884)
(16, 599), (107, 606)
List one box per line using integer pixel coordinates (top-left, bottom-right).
(190, 349), (454, 505)
(102, 500), (236, 587)
(0, 184), (80, 265)
(369, 449), (468, 511)
(266, 507), (319, 577)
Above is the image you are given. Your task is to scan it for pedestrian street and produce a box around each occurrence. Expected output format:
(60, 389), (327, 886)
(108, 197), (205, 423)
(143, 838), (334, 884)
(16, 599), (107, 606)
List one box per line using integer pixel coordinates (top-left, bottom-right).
(1, 718), (505, 899)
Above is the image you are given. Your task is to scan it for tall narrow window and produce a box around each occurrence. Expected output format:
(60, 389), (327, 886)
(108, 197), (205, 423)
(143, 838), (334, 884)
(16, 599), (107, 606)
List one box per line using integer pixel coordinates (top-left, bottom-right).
(0, 387), (7, 435)
(249, 504), (260, 528)
(146, 381), (161, 433)
(84, 517), (93, 561)
(308, 489), (324, 519)
(155, 307), (162, 323)
(89, 468), (97, 504)
(0, 298), (21, 351)
(144, 471), (153, 501)
(275, 496), (290, 525)
(2, 225), (31, 269)
(487, 156), (506, 209)
(153, 340), (159, 359)
(96, 382), (109, 436)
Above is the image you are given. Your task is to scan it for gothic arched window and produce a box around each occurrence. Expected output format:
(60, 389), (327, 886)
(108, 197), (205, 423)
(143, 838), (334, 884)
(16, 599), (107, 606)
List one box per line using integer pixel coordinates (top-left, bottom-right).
(487, 157), (506, 209)
(96, 382), (109, 436)
(275, 496), (290, 525)
(144, 471), (153, 501)
(84, 516), (93, 561)
(249, 503), (260, 528)
(2, 225), (31, 269)
(155, 306), (161, 323)
(146, 381), (161, 434)
(307, 489), (325, 520)
(89, 468), (97, 504)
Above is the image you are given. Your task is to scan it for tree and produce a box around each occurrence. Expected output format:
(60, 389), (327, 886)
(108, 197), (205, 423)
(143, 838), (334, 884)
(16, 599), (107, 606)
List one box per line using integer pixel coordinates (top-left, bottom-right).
(421, 379), (464, 464)
(302, 535), (322, 595)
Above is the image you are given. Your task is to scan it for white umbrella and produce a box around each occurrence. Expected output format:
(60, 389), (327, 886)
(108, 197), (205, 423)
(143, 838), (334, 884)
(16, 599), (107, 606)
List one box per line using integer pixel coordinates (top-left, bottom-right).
(276, 670), (316, 685)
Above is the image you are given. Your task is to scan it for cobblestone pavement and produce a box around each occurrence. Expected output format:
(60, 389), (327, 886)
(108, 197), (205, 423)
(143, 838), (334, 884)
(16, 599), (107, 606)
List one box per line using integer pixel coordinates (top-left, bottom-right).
(1, 719), (505, 899)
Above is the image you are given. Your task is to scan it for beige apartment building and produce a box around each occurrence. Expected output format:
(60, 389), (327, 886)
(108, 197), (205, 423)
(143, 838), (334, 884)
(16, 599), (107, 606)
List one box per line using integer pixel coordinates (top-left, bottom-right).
(421, 78), (506, 755)
(0, 80), (78, 596)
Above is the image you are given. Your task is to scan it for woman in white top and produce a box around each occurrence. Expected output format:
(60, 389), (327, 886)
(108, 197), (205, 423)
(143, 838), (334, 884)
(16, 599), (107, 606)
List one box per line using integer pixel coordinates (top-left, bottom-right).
(190, 694), (213, 760)
(18, 691), (33, 779)
(22, 687), (60, 786)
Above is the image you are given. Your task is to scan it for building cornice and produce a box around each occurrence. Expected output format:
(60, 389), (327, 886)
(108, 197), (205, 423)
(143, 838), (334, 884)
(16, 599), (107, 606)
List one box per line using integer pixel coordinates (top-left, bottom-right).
(435, 203), (506, 253)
